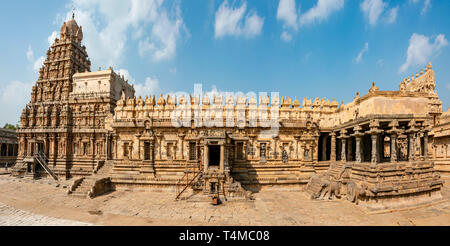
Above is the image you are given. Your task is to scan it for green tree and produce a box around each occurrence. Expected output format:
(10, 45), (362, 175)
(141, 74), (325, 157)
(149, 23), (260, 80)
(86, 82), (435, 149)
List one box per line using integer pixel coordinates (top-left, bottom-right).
(3, 123), (17, 130)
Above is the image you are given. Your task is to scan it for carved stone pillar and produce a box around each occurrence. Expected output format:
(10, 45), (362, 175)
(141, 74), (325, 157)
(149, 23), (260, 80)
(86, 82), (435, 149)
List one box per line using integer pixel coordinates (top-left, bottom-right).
(338, 130), (348, 162)
(408, 133), (415, 161)
(387, 120), (400, 163)
(128, 144), (133, 160)
(406, 121), (418, 162)
(390, 134), (397, 162)
(330, 132), (336, 162)
(352, 126), (363, 163)
(371, 135), (378, 164)
(43, 137), (49, 157)
(423, 131), (429, 159)
(355, 137), (361, 163)
(301, 142), (307, 161)
(341, 138), (347, 162)
(368, 120), (382, 164)
(113, 134), (118, 159)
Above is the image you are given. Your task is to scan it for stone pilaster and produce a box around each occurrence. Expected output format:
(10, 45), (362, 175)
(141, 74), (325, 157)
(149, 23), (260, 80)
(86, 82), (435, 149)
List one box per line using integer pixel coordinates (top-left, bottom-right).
(294, 136), (300, 160)
(136, 134), (141, 160)
(105, 134), (109, 160)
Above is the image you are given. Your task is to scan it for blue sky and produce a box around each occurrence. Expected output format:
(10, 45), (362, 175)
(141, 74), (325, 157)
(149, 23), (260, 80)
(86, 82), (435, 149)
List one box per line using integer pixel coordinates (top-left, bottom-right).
(0, 0), (449, 126)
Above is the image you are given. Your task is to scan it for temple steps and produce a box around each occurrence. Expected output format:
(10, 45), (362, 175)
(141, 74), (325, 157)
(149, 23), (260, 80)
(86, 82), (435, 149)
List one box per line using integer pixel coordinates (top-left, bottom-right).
(69, 162), (114, 198)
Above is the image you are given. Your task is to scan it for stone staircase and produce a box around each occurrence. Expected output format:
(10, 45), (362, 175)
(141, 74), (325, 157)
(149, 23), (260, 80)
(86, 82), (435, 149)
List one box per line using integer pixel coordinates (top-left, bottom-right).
(10, 162), (25, 177)
(69, 161), (114, 198)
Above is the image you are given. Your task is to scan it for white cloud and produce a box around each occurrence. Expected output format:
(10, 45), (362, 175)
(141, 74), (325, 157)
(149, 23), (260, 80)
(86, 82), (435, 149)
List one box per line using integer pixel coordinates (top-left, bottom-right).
(354, 42), (369, 64)
(134, 76), (160, 98)
(377, 59), (384, 67)
(214, 0), (264, 39)
(48, 31), (58, 46)
(422, 0), (431, 15)
(117, 69), (135, 83)
(386, 6), (398, 24)
(399, 33), (448, 73)
(277, 0), (298, 30)
(0, 80), (34, 126)
(26, 46), (45, 73)
(360, 0), (387, 26)
(33, 56), (45, 73)
(360, 0), (398, 26)
(244, 11), (264, 37)
(299, 0), (344, 26)
(277, 0), (299, 42)
(118, 69), (160, 98)
(281, 31), (292, 42)
(26, 46), (34, 61)
(60, 0), (188, 66)
(277, 0), (344, 41)
(410, 0), (431, 15)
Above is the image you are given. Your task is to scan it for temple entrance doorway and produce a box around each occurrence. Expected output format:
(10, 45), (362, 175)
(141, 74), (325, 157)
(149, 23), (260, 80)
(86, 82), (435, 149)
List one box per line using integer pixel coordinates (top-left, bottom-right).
(37, 142), (44, 154)
(208, 145), (220, 167)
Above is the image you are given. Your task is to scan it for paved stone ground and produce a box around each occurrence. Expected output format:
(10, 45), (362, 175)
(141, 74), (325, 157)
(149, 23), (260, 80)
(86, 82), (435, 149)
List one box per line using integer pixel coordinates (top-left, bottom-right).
(0, 202), (93, 226)
(0, 175), (449, 226)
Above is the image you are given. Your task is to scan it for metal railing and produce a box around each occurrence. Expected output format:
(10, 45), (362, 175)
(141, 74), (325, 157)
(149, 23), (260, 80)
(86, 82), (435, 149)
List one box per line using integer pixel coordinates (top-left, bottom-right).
(175, 161), (203, 200)
(35, 151), (58, 181)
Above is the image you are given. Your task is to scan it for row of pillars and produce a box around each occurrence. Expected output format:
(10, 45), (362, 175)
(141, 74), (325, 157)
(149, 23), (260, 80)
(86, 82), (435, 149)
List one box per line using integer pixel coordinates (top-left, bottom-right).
(0, 143), (18, 157)
(329, 120), (428, 164)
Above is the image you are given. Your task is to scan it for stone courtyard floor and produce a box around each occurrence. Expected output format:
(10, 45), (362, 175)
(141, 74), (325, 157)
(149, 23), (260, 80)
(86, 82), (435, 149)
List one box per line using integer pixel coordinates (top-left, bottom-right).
(0, 175), (449, 226)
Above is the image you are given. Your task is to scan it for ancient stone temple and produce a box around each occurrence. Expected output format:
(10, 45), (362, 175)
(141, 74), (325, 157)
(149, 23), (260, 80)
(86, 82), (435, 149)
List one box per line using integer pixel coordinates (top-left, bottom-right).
(13, 17), (450, 210)
(14, 16), (134, 180)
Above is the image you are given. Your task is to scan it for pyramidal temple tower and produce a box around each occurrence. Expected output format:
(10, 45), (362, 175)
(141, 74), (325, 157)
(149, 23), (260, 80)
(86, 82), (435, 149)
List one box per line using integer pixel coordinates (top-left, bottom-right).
(16, 16), (134, 180)
(36, 15), (91, 102)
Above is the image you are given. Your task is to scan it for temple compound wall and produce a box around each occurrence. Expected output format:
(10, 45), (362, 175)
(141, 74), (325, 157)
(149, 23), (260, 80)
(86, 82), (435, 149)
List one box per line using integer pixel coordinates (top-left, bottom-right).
(13, 17), (450, 209)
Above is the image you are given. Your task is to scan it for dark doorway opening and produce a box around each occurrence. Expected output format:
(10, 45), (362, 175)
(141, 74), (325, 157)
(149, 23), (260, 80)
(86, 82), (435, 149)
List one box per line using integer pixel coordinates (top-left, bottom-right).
(144, 142), (151, 160)
(209, 145), (220, 166)
(37, 142), (44, 154)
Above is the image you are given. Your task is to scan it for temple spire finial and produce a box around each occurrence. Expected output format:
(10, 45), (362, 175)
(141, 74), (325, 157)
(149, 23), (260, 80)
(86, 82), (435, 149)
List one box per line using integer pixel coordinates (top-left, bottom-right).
(72, 6), (76, 19)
